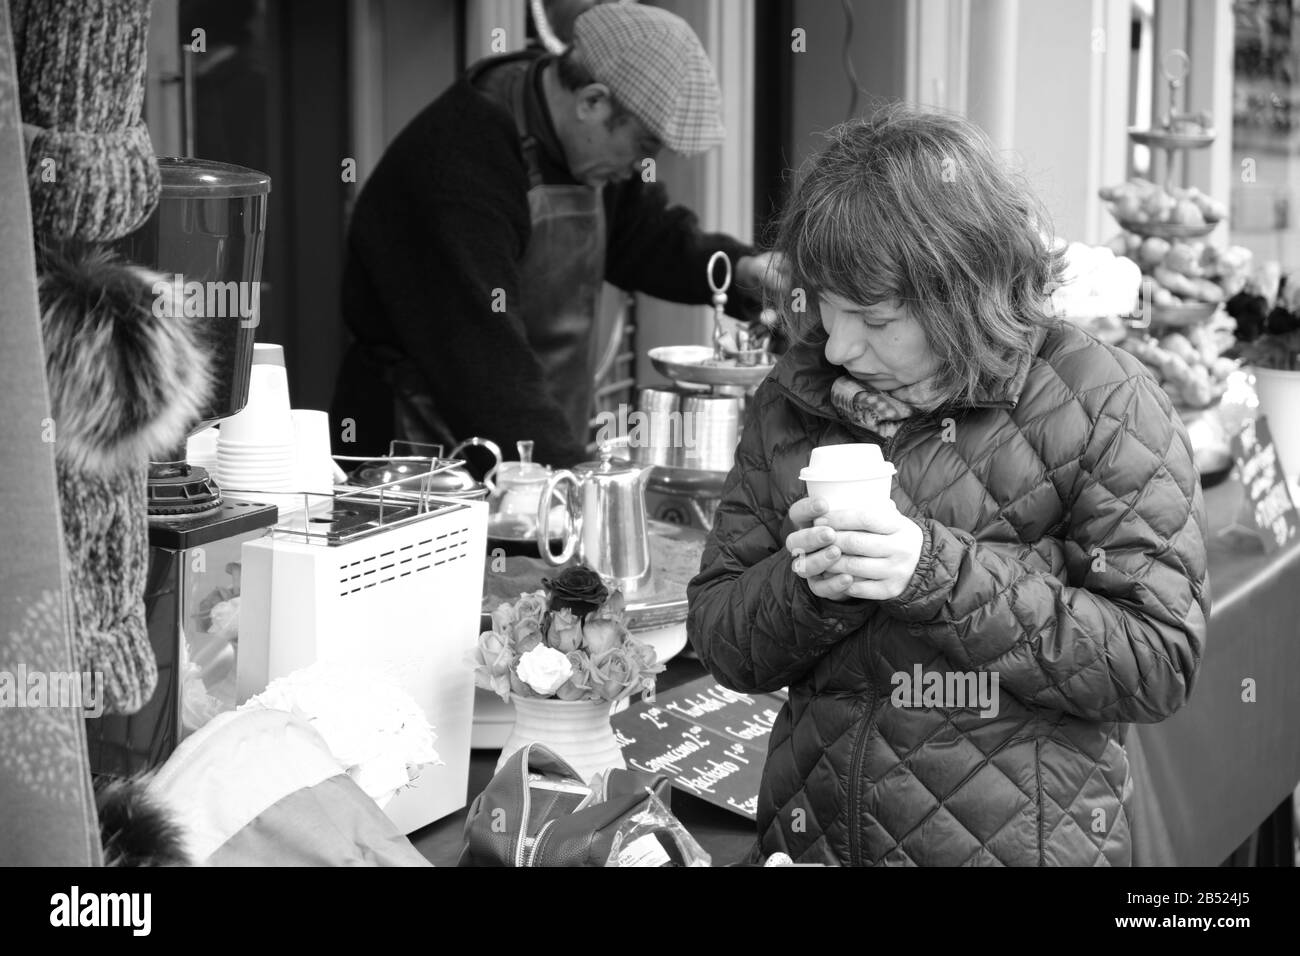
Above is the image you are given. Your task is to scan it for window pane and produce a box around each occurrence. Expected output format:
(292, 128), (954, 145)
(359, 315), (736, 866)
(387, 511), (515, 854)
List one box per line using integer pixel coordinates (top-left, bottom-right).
(1231, 0), (1300, 264)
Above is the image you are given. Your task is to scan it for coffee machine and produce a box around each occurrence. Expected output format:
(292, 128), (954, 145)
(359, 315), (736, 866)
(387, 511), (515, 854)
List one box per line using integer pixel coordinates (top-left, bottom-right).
(86, 158), (278, 775)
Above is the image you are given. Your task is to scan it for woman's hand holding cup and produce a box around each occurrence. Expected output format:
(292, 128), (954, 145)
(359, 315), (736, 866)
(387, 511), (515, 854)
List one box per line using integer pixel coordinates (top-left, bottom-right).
(786, 496), (858, 600)
(790, 442), (919, 600)
(815, 504), (923, 600)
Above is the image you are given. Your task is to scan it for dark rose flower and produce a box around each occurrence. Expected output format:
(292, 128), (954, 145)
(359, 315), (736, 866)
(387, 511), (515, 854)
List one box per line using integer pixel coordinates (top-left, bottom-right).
(544, 565), (609, 618)
(1226, 291), (1268, 342)
(1265, 305), (1298, 336)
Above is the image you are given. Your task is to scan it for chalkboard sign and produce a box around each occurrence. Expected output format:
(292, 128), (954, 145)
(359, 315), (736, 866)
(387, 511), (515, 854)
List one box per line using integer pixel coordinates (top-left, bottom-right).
(611, 675), (786, 820)
(1229, 415), (1300, 553)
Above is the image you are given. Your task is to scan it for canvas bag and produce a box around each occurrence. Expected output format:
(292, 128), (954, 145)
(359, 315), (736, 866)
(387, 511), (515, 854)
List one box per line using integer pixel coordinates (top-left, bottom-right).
(459, 743), (673, 867)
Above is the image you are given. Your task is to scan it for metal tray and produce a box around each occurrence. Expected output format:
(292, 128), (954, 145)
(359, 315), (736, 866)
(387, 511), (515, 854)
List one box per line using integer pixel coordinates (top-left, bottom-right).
(1115, 217), (1217, 240)
(649, 345), (775, 388)
(1127, 127), (1216, 150)
(647, 463), (731, 494)
(1150, 301), (1219, 328)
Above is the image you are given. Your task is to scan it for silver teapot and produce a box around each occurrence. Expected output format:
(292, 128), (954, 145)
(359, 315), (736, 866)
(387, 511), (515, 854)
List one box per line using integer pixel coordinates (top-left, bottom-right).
(538, 440), (653, 596)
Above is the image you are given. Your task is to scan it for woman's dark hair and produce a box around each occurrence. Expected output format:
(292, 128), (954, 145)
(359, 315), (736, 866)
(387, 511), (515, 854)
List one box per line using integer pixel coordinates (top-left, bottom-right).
(554, 48), (630, 125)
(773, 103), (1065, 406)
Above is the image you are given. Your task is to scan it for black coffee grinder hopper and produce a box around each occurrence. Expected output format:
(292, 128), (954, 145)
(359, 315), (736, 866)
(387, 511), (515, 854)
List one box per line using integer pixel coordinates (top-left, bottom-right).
(115, 157), (273, 517)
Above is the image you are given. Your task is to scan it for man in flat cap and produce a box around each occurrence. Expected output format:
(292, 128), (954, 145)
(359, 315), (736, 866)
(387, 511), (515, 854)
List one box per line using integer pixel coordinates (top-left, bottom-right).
(332, 2), (781, 468)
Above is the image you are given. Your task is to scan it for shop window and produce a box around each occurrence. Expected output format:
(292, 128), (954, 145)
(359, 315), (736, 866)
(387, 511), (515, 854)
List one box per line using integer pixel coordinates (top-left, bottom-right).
(1129, 0), (1158, 180)
(1231, 0), (1299, 264)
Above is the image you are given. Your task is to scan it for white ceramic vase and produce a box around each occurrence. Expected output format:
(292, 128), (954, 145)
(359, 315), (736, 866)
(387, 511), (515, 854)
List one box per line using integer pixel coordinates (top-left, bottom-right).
(496, 694), (627, 782)
(1251, 366), (1300, 482)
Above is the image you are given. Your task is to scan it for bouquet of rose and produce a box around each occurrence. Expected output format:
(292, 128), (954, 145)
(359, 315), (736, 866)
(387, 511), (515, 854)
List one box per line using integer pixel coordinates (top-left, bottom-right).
(473, 565), (665, 704)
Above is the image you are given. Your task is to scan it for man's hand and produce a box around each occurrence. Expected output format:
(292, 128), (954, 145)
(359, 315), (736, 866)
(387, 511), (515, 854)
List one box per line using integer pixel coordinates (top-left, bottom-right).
(735, 251), (790, 328)
(786, 496), (858, 601)
(815, 506), (924, 601)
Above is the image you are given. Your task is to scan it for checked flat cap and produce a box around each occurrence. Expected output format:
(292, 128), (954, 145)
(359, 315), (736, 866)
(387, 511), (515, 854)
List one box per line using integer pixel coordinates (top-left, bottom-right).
(571, 3), (725, 156)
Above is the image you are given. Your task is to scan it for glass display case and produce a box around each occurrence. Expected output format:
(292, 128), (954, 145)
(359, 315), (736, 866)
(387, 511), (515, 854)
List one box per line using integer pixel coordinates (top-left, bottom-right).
(86, 501), (278, 777)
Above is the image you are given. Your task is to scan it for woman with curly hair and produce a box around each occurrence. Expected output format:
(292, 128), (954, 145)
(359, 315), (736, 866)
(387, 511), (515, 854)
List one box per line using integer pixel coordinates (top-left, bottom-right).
(687, 105), (1210, 866)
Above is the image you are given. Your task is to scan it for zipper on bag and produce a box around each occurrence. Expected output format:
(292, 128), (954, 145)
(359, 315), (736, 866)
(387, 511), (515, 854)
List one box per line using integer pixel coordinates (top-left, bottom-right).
(514, 745), (535, 868)
(526, 820), (556, 867)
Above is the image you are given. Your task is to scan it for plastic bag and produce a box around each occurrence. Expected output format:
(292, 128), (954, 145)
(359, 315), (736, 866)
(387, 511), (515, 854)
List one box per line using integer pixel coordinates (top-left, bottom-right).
(603, 789), (711, 867)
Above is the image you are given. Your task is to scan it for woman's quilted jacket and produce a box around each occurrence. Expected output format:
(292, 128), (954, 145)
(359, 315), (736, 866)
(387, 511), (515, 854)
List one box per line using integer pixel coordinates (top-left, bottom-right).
(687, 319), (1210, 866)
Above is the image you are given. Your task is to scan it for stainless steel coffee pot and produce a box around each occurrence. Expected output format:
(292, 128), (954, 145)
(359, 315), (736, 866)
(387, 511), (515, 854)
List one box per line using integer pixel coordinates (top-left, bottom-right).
(538, 440), (653, 596)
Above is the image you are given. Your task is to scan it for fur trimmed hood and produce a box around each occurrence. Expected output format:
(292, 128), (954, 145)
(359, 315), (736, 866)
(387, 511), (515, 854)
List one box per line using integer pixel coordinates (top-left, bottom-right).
(95, 776), (190, 867)
(38, 242), (212, 475)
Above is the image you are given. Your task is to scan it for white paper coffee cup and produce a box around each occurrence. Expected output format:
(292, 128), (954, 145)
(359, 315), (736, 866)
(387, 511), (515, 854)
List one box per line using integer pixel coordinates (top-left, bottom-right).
(799, 443), (896, 513)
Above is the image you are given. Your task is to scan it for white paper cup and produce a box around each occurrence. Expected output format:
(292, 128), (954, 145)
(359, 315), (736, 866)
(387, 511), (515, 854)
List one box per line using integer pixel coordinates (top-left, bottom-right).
(217, 446), (294, 459)
(253, 342), (286, 367)
(216, 465), (293, 479)
(187, 426), (219, 463)
(216, 454), (292, 467)
(217, 458), (294, 472)
(216, 463), (293, 476)
(800, 443), (896, 514)
(291, 409), (335, 495)
(214, 437), (296, 448)
(803, 476), (894, 514)
(220, 363), (293, 444)
(187, 429), (217, 457)
(215, 449), (295, 487)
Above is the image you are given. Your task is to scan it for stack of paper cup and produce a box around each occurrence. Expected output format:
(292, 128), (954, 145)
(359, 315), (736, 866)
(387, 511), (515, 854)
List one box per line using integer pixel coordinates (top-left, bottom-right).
(292, 409), (335, 495)
(216, 344), (295, 496)
(186, 426), (220, 474)
(799, 443), (897, 513)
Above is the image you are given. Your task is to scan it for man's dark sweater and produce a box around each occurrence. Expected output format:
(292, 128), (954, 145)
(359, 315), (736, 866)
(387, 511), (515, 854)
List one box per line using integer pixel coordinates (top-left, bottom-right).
(331, 51), (755, 467)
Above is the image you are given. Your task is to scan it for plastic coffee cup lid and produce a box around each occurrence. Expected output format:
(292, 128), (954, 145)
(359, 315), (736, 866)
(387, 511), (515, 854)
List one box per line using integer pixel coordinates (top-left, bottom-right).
(799, 443), (896, 482)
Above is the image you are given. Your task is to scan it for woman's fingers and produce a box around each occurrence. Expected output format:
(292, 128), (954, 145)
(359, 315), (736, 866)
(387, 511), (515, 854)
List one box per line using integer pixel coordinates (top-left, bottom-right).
(845, 578), (896, 601)
(788, 496), (829, 531)
(828, 530), (894, 559)
(808, 571), (856, 600)
(791, 543), (841, 579)
(786, 524), (836, 557)
(814, 506), (902, 534)
(826, 554), (892, 580)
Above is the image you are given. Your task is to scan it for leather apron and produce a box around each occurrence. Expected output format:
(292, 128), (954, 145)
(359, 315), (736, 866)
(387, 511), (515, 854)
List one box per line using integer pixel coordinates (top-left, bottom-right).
(388, 58), (606, 453)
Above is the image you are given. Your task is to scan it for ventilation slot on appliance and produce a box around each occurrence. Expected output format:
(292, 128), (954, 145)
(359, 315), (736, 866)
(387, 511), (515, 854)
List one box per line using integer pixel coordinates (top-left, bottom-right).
(336, 528), (475, 596)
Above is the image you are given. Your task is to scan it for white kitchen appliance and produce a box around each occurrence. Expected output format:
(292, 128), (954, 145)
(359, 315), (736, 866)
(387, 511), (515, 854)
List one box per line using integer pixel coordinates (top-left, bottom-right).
(237, 481), (487, 833)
